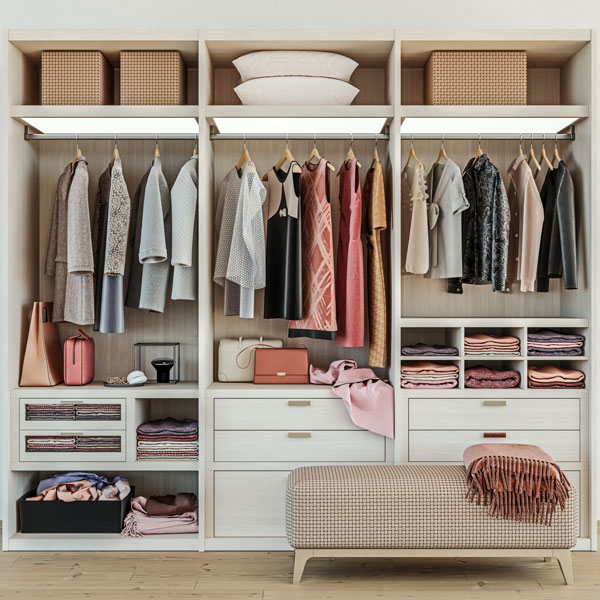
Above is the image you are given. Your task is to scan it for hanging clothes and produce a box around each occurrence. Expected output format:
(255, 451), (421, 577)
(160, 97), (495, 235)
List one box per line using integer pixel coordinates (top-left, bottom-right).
(45, 163), (73, 323)
(213, 161), (267, 318)
(92, 167), (111, 330)
(425, 159), (469, 280)
(336, 158), (364, 348)
(263, 162), (302, 320)
(448, 154), (510, 294)
(171, 155), (198, 301)
(288, 158), (336, 340)
(505, 154), (545, 293)
(364, 159), (387, 367)
(537, 160), (577, 291)
(402, 163), (429, 274)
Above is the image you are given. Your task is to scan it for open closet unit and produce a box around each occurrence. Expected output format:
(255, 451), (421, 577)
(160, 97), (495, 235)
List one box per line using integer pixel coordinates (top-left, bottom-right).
(1, 28), (597, 553)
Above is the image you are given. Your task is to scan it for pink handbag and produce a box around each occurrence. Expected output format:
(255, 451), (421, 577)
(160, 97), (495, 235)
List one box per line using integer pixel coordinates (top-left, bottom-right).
(63, 329), (95, 386)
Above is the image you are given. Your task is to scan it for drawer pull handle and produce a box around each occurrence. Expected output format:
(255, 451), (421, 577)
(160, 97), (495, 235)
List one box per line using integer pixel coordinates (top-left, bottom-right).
(288, 432), (311, 438)
(483, 432), (506, 438)
(288, 400), (311, 406)
(61, 432), (83, 436)
(483, 400), (507, 407)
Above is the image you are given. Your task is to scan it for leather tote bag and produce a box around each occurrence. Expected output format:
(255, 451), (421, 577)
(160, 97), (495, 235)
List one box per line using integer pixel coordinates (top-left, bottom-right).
(254, 348), (309, 384)
(218, 337), (283, 382)
(20, 302), (64, 387)
(64, 329), (95, 386)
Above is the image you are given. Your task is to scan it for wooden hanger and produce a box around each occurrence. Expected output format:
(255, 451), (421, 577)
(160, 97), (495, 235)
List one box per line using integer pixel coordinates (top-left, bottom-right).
(154, 135), (161, 160)
(518, 133), (524, 156)
(110, 134), (119, 170)
(474, 134), (484, 159)
(236, 134), (251, 170)
(193, 134), (198, 157)
(72, 134), (82, 165)
(403, 134), (424, 170)
(433, 134), (449, 167)
(307, 135), (335, 171)
(263, 136), (302, 181)
(370, 134), (381, 169)
(344, 134), (361, 168)
(552, 133), (563, 166)
(527, 133), (542, 173)
(539, 134), (553, 171)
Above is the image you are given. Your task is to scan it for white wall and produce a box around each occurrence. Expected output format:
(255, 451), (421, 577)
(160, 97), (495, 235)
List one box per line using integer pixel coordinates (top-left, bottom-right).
(1, 0), (599, 517)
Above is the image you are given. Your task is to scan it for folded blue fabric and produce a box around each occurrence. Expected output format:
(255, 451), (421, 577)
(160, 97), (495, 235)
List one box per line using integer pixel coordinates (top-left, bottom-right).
(36, 472), (128, 496)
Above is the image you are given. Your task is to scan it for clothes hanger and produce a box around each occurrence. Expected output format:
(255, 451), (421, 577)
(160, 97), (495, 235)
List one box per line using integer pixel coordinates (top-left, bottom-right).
(72, 134), (82, 165)
(433, 133), (449, 167)
(518, 133), (524, 156)
(552, 132), (563, 166)
(110, 134), (119, 170)
(539, 133), (553, 171)
(193, 133), (198, 157)
(527, 133), (542, 173)
(474, 133), (484, 159)
(307, 134), (335, 171)
(263, 135), (302, 181)
(370, 134), (381, 169)
(344, 133), (361, 168)
(154, 134), (161, 160)
(236, 133), (251, 170)
(403, 134), (424, 170)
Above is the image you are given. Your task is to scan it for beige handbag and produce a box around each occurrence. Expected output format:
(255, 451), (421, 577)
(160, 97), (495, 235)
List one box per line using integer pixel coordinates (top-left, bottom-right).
(20, 302), (64, 387)
(218, 337), (283, 382)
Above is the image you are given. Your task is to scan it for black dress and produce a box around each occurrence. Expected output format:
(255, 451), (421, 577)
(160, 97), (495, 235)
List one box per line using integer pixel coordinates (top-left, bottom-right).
(263, 163), (302, 319)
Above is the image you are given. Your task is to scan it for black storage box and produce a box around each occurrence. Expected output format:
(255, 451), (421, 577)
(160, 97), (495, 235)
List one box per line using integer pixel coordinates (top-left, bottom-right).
(17, 486), (134, 534)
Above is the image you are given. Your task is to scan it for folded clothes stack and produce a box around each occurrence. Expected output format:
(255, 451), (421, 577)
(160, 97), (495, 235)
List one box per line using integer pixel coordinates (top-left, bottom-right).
(26, 472), (130, 502)
(26, 404), (76, 421)
(137, 418), (199, 461)
(527, 329), (585, 356)
(465, 365), (521, 389)
(528, 365), (585, 389)
(122, 492), (199, 537)
(464, 333), (520, 356)
(26, 436), (75, 452)
(401, 361), (459, 389)
(401, 343), (459, 356)
(75, 404), (121, 421)
(76, 436), (121, 452)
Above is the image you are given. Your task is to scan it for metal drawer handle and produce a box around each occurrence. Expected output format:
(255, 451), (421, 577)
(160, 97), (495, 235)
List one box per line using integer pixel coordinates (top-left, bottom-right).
(483, 400), (507, 407)
(288, 400), (311, 406)
(483, 432), (507, 438)
(61, 432), (83, 436)
(288, 432), (312, 438)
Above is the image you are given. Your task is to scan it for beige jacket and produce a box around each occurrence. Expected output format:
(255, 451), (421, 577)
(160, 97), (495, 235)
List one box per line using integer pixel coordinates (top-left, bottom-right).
(506, 154), (545, 292)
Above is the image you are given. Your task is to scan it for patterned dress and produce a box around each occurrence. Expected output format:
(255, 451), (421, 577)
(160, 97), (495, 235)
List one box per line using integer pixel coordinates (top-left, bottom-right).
(289, 158), (337, 339)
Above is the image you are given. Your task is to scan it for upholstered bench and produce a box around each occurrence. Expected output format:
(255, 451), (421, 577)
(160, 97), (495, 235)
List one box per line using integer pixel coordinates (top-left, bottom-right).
(286, 465), (577, 584)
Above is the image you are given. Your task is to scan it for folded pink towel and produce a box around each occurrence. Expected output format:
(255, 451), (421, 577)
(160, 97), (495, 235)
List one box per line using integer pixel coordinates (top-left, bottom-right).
(401, 380), (458, 389)
(465, 333), (520, 345)
(121, 496), (198, 537)
(401, 361), (459, 375)
(528, 365), (585, 382)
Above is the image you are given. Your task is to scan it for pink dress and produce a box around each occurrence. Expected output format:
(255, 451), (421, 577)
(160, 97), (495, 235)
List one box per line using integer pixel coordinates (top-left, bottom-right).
(336, 158), (364, 347)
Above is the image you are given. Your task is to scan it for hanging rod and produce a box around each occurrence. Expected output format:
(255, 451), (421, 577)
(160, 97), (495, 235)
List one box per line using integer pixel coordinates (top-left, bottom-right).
(209, 126), (390, 141)
(24, 127), (198, 141)
(399, 128), (575, 141)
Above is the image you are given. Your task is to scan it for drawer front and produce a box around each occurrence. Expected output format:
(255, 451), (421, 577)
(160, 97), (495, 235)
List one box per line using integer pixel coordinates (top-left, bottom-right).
(409, 430), (580, 463)
(214, 397), (357, 430)
(214, 430), (386, 462)
(213, 470), (289, 537)
(19, 429), (125, 462)
(19, 398), (126, 431)
(409, 397), (580, 430)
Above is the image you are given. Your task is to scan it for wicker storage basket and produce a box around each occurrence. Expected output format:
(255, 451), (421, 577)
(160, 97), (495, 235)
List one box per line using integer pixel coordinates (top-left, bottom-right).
(425, 51), (527, 105)
(41, 50), (113, 105)
(120, 51), (186, 105)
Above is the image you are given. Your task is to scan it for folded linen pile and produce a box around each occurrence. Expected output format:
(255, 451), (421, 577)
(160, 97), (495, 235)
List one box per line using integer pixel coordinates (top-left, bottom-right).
(75, 404), (121, 421)
(26, 436), (76, 452)
(27, 472), (130, 502)
(528, 365), (585, 389)
(76, 436), (121, 452)
(122, 493), (198, 537)
(465, 365), (520, 389)
(401, 343), (459, 356)
(527, 329), (584, 356)
(464, 333), (520, 356)
(137, 418), (199, 461)
(401, 361), (459, 389)
(26, 404), (76, 421)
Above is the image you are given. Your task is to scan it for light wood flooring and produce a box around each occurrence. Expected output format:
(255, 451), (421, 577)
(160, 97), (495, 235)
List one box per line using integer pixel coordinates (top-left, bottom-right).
(1, 528), (599, 599)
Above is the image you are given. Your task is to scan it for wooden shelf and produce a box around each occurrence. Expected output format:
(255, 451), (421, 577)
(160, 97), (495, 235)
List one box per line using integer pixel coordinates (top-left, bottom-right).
(400, 318), (589, 328)
(11, 460), (199, 472)
(13, 381), (200, 398)
(400, 104), (588, 120)
(400, 388), (588, 397)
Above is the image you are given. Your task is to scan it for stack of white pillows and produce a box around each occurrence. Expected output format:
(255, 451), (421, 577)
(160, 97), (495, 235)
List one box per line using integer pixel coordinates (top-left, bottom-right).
(233, 50), (359, 105)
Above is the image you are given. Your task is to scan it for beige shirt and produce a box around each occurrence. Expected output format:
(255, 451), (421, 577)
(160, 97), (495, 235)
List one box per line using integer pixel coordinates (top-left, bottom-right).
(402, 164), (429, 274)
(506, 154), (545, 292)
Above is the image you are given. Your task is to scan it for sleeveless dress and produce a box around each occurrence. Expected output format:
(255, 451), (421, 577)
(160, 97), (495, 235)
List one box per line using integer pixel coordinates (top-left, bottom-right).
(289, 158), (337, 339)
(336, 158), (364, 347)
(263, 162), (302, 320)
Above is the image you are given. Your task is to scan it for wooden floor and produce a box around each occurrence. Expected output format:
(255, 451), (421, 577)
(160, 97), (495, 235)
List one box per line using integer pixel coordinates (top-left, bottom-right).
(1, 534), (599, 599)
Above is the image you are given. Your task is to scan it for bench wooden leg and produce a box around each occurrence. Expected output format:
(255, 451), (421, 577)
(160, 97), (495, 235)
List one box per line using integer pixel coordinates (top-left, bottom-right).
(544, 557), (551, 562)
(554, 550), (574, 585)
(292, 549), (313, 584)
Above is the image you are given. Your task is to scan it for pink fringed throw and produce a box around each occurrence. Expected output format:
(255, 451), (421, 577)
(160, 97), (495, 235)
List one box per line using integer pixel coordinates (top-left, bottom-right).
(463, 443), (570, 525)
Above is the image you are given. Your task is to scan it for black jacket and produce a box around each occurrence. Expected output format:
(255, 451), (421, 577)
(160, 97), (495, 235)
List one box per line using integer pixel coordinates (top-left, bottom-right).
(537, 161), (577, 291)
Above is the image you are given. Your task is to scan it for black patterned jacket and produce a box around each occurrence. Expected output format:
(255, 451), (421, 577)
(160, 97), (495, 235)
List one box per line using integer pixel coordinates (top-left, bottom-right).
(448, 154), (510, 294)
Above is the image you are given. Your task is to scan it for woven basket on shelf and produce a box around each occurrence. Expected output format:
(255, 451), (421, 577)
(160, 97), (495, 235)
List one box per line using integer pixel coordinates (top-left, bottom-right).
(120, 50), (187, 105)
(41, 50), (113, 105)
(425, 51), (527, 105)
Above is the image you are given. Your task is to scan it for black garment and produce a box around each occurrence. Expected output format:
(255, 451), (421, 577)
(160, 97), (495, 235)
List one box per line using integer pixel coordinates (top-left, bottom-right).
(92, 167), (111, 330)
(537, 161), (577, 291)
(264, 166), (302, 319)
(448, 154), (510, 294)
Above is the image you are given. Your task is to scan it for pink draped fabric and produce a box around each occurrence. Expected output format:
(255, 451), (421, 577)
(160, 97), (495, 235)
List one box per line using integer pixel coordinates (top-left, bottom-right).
(121, 496), (198, 537)
(310, 359), (357, 385)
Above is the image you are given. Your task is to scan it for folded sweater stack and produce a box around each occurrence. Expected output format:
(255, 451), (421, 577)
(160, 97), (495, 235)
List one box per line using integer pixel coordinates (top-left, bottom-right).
(465, 333), (520, 356)
(401, 343), (459, 356)
(465, 365), (521, 389)
(25, 435), (121, 453)
(401, 361), (459, 389)
(528, 365), (585, 389)
(137, 418), (199, 461)
(527, 329), (584, 356)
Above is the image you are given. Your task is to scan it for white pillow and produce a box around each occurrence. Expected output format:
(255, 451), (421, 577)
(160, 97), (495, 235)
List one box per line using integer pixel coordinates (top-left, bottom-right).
(234, 76), (359, 105)
(233, 51), (358, 83)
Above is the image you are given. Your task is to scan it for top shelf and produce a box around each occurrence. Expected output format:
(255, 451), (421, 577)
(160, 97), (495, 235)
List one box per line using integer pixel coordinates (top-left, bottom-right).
(400, 318), (589, 328)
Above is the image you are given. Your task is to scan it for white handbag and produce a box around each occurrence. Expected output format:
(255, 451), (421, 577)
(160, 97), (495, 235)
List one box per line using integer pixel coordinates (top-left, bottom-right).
(218, 337), (283, 382)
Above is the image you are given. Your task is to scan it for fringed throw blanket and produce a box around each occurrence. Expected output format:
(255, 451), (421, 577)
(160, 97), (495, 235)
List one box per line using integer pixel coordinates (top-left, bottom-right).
(463, 443), (570, 525)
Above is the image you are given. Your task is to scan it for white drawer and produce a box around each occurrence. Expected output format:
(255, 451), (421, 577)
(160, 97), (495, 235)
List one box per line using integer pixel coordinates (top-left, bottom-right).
(214, 397), (357, 430)
(213, 471), (289, 537)
(19, 429), (125, 462)
(214, 430), (386, 462)
(19, 398), (126, 430)
(409, 430), (580, 463)
(409, 397), (580, 430)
